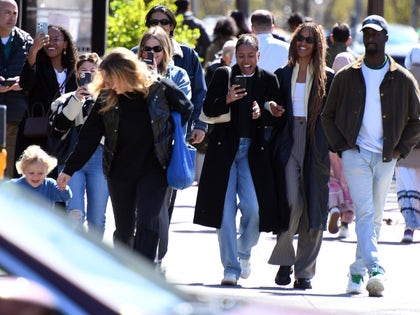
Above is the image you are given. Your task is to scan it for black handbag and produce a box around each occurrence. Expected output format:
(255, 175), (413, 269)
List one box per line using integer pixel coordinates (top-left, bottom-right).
(23, 103), (50, 138)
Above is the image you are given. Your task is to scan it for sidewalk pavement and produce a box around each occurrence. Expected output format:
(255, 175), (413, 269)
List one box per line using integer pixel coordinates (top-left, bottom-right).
(154, 180), (420, 315)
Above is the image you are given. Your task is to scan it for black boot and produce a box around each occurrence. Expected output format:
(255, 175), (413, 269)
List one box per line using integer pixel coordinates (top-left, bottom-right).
(275, 265), (293, 285)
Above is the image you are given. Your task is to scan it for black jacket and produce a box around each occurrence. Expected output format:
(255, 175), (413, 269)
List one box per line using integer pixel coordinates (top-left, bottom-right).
(194, 64), (289, 232)
(0, 27), (33, 123)
(274, 65), (334, 230)
(63, 78), (193, 178)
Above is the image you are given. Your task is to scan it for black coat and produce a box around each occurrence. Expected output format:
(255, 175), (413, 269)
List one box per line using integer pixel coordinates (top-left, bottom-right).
(274, 65), (334, 230)
(194, 64), (289, 233)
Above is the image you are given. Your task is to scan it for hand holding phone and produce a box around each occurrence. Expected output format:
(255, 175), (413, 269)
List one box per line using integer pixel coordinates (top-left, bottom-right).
(0, 78), (17, 87)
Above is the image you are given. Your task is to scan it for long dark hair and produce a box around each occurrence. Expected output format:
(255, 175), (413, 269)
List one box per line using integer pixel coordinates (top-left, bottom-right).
(288, 22), (327, 138)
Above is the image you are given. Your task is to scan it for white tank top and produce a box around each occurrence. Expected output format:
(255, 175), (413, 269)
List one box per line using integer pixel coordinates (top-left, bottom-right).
(293, 82), (306, 117)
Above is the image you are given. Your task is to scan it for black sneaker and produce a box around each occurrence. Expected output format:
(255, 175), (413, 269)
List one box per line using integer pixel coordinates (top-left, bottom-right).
(293, 278), (312, 290)
(275, 265), (293, 285)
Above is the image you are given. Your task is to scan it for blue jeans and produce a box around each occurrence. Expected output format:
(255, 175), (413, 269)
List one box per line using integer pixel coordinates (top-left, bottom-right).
(63, 145), (109, 237)
(342, 148), (396, 276)
(217, 138), (260, 278)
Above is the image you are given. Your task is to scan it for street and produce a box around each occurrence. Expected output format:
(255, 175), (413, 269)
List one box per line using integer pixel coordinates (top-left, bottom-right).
(105, 181), (420, 314)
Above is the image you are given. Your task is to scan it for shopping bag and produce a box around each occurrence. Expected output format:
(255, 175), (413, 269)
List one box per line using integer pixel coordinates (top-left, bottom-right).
(167, 111), (196, 190)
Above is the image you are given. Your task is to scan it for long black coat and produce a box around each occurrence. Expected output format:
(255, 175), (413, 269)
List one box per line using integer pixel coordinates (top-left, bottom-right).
(194, 64), (289, 233)
(274, 65), (334, 230)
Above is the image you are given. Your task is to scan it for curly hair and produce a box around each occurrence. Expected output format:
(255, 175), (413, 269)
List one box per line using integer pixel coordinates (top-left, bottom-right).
(91, 47), (157, 113)
(288, 22), (327, 139)
(37, 24), (77, 71)
(139, 26), (172, 74)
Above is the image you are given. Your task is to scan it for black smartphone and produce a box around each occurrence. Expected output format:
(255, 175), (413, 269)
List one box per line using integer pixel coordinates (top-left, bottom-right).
(234, 75), (247, 90)
(0, 78), (17, 87)
(142, 51), (154, 65)
(78, 72), (91, 86)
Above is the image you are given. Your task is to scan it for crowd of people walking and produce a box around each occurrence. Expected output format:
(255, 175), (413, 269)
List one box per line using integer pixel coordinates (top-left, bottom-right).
(1, 0), (420, 299)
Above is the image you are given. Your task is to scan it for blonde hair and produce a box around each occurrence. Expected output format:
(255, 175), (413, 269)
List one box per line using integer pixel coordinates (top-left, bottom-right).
(91, 47), (156, 113)
(15, 145), (57, 175)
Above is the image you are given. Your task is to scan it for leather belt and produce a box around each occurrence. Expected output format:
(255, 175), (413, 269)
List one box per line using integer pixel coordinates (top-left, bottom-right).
(294, 116), (306, 121)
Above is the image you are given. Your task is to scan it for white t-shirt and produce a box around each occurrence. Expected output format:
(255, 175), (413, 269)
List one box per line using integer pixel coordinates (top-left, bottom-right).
(357, 60), (389, 153)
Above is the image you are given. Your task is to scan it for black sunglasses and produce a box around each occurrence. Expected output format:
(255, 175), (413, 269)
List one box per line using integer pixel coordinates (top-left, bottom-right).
(142, 45), (163, 53)
(149, 19), (171, 26)
(296, 34), (316, 44)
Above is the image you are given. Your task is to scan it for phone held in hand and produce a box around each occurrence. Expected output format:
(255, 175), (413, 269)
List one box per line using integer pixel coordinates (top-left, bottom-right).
(78, 72), (92, 86)
(142, 51), (154, 65)
(234, 75), (247, 90)
(0, 78), (17, 87)
(36, 21), (48, 36)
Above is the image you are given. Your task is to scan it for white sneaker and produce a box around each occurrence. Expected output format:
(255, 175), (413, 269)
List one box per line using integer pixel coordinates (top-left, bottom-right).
(366, 270), (385, 297)
(239, 258), (251, 279)
(346, 274), (364, 294)
(338, 225), (349, 238)
(221, 273), (237, 285)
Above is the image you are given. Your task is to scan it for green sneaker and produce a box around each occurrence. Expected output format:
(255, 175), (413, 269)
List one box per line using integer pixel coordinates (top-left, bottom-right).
(346, 274), (364, 294)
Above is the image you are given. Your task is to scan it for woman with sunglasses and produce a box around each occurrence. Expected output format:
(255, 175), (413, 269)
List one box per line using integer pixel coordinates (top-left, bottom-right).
(267, 23), (334, 290)
(16, 24), (77, 177)
(138, 26), (191, 270)
(48, 52), (109, 238)
(138, 26), (191, 100)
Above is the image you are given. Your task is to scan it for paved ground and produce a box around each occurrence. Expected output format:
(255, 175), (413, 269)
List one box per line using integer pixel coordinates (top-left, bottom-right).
(105, 180), (420, 314)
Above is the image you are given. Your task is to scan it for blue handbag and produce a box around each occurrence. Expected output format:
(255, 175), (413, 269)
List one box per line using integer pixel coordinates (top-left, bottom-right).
(167, 111), (196, 190)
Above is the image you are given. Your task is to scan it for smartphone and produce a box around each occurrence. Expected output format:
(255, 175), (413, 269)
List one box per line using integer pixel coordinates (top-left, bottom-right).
(142, 51), (154, 65)
(36, 21), (48, 36)
(0, 78), (17, 87)
(234, 75), (247, 90)
(78, 72), (92, 86)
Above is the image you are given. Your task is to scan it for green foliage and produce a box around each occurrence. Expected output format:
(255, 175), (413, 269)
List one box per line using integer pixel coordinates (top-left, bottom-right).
(107, 0), (199, 51)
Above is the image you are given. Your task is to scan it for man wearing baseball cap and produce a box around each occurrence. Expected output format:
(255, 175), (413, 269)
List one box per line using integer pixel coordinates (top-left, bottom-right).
(322, 15), (420, 297)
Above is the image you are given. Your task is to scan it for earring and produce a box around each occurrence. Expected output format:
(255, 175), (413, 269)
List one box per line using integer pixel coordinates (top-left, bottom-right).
(63, 49), (67, 55)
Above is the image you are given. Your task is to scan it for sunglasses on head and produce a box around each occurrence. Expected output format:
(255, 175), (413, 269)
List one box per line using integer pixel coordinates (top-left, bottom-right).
(142, 45), (163, 53)
(149, 19), (171, 26)
(78, 53), (100, 64)
(296, 34), (315, 44)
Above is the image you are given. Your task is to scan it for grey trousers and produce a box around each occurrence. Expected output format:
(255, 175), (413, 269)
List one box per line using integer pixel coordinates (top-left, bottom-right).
(268, 119), (323, 280)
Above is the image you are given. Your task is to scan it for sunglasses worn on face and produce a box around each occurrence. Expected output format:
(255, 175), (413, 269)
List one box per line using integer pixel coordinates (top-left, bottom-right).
(296, 34), (315, 44)
(149, 19), (171, 26)
(142, 45), (163, 53)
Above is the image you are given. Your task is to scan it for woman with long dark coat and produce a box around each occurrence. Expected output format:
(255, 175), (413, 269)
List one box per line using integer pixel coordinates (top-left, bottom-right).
(194, 34), (288, 286)
(268, 22), (334, 290)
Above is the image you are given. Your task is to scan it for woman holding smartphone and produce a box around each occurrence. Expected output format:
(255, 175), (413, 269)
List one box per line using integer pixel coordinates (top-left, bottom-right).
(194, 34), (288, 286)
(16, 24), (77, 177)
(48, 53), (109, 238)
